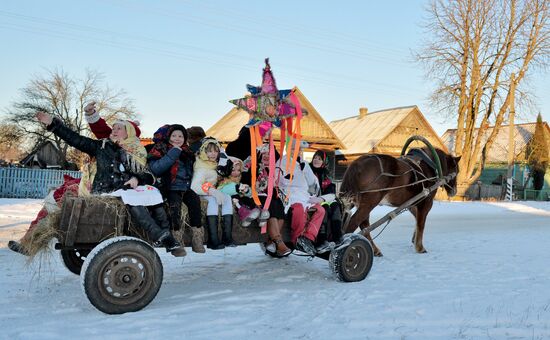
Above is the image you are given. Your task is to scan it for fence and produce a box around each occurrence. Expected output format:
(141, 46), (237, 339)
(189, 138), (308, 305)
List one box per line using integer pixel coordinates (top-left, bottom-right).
(0, 168), (82, 199)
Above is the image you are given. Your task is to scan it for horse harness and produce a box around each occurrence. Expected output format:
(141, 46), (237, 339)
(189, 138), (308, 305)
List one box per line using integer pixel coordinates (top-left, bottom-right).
(357, 150), (439, 194)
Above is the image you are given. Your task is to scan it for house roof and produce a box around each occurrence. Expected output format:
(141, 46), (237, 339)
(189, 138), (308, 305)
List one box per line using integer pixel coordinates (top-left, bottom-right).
(206, 87), (345, 151)
(329, 105), (446, 156)
(441, 122), (550, 163)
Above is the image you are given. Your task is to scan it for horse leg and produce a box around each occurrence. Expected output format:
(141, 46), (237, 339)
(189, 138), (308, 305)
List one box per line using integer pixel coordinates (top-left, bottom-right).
(344, 204), (383, 257)
(409, 206), (417, 244)
(412, 199), (434, 253)
(360, 221), (383, 257)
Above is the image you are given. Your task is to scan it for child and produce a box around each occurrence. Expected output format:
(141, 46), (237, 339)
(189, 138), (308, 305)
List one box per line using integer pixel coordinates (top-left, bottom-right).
(190, 137), (235, 249)
(147, 124), (206, 254)
(310, 150), (343, 248)
(217, 156), (261, 227)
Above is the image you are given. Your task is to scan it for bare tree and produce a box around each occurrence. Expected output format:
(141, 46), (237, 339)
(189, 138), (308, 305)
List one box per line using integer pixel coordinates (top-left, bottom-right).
(0, 123), (24, 162)
(4, 68), (136, 168)
(416, 0), (550, 195)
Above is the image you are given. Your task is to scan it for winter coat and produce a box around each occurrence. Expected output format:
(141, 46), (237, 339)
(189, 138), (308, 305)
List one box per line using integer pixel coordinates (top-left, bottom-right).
(47, 118), (154, 194)
(190, 139), (220, 196)
(276, 156), (320, 212)
(148, 146), (194, 193)
(311, 165), (337, 203)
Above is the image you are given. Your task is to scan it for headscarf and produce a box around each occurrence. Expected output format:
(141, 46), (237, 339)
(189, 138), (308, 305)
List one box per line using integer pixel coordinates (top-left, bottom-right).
(310, 150), (333, 193)
(78, 120), (148, 196)
(114, 120), (148, 169)
(217, 156), (243, 187)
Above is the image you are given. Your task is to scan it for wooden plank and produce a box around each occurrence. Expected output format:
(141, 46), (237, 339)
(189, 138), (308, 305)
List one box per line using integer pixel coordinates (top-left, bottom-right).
(64, 198), (84, 247)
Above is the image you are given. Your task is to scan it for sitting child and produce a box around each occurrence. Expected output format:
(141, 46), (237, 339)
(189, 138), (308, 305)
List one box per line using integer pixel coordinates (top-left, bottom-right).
(217, 156), (262, 227)
(190, 137), (235, 249)
(147, 124), (207, 255)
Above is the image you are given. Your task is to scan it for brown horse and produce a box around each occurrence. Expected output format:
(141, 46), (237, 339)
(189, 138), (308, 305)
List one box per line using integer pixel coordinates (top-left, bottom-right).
(339, 148), (460, 256)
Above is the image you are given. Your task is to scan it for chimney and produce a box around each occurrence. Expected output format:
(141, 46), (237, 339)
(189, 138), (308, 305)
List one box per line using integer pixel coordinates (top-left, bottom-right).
(359, 107), (368, 118)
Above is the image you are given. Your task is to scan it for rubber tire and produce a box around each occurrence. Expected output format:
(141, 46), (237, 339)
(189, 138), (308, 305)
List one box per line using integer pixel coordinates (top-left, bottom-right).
(60, 249), (90, 275)
(81, 237), (163, 314)
(329, 234), (374, 282)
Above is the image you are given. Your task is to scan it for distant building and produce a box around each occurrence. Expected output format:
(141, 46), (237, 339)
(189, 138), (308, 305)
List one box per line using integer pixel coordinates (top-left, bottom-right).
(442, 121), (550, 191)
(20, 141), (63, 169)
(329, 106), (447, 179)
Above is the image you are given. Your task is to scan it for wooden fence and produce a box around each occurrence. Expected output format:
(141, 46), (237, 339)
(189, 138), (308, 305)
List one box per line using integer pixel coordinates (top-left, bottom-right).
(0, 168), (81, 199)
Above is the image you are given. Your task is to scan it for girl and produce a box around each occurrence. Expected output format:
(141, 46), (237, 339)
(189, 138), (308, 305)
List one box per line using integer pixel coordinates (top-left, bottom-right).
(310, 150), (343, 245)
(217, 156), (261, 227)
(190, 137), (234, 249)
(147, 124), (206, 254)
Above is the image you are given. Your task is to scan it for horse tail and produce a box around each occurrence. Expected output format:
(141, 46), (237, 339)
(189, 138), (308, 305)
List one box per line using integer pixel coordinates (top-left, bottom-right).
(339, 160), (362, 207)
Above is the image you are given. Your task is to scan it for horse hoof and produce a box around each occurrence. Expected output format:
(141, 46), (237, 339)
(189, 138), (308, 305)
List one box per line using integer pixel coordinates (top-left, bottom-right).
(416, 249), (427, 254)
(374, 251), (383, 257)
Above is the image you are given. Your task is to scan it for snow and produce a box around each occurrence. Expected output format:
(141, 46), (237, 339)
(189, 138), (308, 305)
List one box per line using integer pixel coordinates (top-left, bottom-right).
(1, 198), (549, 339)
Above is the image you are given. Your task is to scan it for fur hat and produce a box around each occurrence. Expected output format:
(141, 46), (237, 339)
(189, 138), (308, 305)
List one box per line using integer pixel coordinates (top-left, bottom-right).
(168, 124), (188, 143)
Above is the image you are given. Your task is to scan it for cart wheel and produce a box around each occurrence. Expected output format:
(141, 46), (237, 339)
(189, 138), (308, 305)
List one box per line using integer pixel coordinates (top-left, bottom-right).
(329, 233), (373, 282)
(60, 249), (90, 275)
(81, 236), (163, 314)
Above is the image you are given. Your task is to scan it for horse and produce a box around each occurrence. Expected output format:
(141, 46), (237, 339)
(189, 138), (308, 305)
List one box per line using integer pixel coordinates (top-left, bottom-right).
(339, 147), (460, 257)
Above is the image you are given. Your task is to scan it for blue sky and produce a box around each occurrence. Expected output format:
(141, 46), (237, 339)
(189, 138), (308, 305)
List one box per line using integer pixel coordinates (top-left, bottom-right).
(1, 0), (548, 137)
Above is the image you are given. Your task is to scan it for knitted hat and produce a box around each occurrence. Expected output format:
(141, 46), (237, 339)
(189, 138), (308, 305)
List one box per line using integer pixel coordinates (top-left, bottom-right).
(168, 124), (188, 144)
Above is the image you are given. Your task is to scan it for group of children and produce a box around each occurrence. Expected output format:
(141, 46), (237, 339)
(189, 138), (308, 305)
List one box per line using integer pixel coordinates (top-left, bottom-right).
(8, 103), (344, 259)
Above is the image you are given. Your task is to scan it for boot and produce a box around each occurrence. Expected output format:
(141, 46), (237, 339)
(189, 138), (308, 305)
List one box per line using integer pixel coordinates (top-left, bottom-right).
(221, 214), (236, 247)
(207, 216), (224, 250)
(296, 236), (316, 256)
(128, 206), (165, 241)
(267, 219), (291, 257)
(8, 240), (29, 256)
(190, 227), (206, 253)
(238, 206), (261, 227)
(162, 233), (186, 257)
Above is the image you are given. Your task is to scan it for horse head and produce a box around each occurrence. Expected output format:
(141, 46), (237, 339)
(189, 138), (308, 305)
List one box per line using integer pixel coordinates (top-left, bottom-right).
(439, 150), (460, 197)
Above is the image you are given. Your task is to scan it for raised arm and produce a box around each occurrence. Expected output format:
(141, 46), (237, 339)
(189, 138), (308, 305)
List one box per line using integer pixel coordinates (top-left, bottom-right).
(37, 111), (99, 156)
(84, 102), (112, 139)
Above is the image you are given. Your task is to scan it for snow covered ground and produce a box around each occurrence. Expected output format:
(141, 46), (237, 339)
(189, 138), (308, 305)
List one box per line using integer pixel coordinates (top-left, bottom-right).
(1, 198), (549, 339)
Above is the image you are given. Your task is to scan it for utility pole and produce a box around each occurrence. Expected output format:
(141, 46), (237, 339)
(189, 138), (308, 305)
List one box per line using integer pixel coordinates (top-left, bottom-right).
(505, 74), (516, 201)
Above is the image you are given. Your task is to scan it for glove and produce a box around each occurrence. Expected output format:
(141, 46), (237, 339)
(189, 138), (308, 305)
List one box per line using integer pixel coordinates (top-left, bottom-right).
(208, 188), (225, 206)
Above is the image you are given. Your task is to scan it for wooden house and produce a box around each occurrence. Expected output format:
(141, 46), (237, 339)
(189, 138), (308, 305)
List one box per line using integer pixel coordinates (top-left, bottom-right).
(441, 122), (550, 190)
(20, 140), (62, 169)
(329, 106), (447, 179)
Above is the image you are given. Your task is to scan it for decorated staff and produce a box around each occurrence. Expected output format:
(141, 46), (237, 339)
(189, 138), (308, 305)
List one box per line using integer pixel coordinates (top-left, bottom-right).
(230, 59), (307, 224)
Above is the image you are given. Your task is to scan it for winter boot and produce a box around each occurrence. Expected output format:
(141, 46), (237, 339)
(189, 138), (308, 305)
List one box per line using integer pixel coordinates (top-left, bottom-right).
(266, 220), (291, 257)
(238, 206), (261, 227)
(222, 214), (236, 247)
(206, 216), (224, 250)
(190, 226), (206, 253)
(296, 236), (316, 256)
(8, 240), (29, 256)
(128, 206), (165, 241)
(258, 209), (270, 228)
(162, 233), (186, 257)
